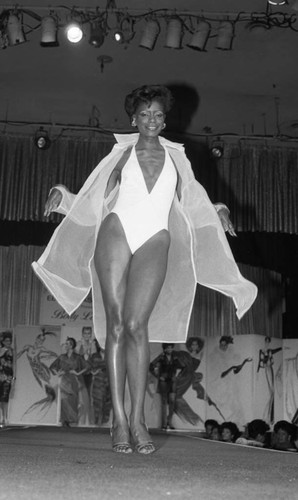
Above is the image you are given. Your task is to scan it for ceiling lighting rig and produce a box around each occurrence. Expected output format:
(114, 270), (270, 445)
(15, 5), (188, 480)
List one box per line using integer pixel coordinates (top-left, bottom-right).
(0, 2), (297, 51)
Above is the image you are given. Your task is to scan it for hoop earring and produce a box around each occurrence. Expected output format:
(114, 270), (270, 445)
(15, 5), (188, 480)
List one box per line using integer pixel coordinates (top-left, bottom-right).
(163, 123), (166, 129)
(131, 119), (136, 127)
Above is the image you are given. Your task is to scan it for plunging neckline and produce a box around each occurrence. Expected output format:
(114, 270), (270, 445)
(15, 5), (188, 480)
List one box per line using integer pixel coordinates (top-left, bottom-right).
(134, 146), (166, 194)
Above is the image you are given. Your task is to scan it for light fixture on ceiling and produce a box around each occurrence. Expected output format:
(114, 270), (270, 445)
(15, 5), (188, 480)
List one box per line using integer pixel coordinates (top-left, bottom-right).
(216, 21), (234, 50)
(165, 17), (183, 49)
(7, 12), (26, 46)
(187, 20), (211, 51)
(40, 15), (59, 47)
(89, 18), (106, 48)
(267, 1), (287, 5)
(34, 128), (51, 150)
(139, 18), (160, 50)
(113, 15), (135, 45)
(210, 141), (224, 159)
(65, 20), (83, 43)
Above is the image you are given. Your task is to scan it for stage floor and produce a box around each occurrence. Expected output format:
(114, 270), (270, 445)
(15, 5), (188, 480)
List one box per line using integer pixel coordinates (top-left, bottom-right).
(0, 426), (297, 500)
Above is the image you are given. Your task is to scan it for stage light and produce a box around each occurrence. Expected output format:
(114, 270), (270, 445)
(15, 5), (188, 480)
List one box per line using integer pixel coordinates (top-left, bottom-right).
(268, 1), (286, 5)
(113, 15), (135, 45)
(40, 15), (59, 47)
(210, 142), (224, 159)
(216, 21), (234, 50)
(187, 20), (211, 51)
(165, 17), (183, 49)
(66, 21), (83, 43)
(139, 19), (160, 50)
(89, 22), (105, 48)
(34, 128), (51, 150)
(7, 13), (26, 46)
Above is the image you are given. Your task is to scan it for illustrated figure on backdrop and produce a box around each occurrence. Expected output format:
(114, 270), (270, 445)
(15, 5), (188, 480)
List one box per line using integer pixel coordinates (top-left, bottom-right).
(257, 336), (282, 424)
(76, 326), (96, 423)
(0, 331), (14, 425)
(173, 337), (225, 426)
(16, 328), (58, 417)
(207, 336), (252, 423)
(89, 339), (111, 425)
(50, 337), (89, 427)
(149, 343), (183, 430)
(33, 84), (257, 454)
(284, 348), (298, 424)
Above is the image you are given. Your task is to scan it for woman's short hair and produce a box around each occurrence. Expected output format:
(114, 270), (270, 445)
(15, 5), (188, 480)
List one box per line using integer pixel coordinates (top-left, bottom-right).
(186, 336), (204, 353)
(219, 335), (234, 346)
(220, 421), (241, 441)
(247, 419), (270, 439)
(124, 85), (174, 118)
(67, 337), (77, 349)
(162, 343), (175, 350)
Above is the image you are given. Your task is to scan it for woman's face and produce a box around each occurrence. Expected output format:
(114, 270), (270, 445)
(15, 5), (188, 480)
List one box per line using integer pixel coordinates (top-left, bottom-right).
(211, 427), (221, 441)
(133, 100), (165, 138)
(219, 341), (228, 351)
(221, 428), (233, 442)
(190, 341), (199, 353)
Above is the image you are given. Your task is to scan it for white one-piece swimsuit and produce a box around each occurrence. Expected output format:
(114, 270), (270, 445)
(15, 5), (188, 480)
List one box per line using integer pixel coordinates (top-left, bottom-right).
(111, 145), (177, 254)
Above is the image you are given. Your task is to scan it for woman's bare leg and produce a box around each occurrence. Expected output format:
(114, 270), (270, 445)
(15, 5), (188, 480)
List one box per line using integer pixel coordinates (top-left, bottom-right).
(94, 214), (132, 452)
(124, 230), (170, 453)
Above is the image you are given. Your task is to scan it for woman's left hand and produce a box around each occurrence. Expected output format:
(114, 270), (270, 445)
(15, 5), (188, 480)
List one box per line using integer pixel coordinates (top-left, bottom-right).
(217, 207), (237, 237)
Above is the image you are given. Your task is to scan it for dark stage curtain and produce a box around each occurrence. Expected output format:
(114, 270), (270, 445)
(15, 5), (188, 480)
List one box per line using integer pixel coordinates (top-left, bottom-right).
(0, 134), (297, 233)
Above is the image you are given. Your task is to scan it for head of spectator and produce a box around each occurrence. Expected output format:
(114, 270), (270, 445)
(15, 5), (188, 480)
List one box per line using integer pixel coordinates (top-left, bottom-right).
(272, 420), (296, 450)
(210, 423), (221, 441)
(247, 419), (270, 445)
(204, 419), (219, 439)
(220, 421), (241, 443)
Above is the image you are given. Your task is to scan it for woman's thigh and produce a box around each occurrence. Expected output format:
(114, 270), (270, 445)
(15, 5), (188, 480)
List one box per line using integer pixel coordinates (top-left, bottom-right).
(124, 230), (170, 324)
(94, 214), (132, 313)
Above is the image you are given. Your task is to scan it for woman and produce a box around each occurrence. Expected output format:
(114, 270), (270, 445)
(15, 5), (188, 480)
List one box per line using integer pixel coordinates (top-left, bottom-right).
(50, 337), (88, 427)
(150, 343), (183, 430)
(33, 85), (257, 454)
(0, 332), (14, 425)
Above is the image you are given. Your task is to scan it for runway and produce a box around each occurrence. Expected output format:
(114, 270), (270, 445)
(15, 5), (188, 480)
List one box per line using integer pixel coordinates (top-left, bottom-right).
(0, 426), (297, 500)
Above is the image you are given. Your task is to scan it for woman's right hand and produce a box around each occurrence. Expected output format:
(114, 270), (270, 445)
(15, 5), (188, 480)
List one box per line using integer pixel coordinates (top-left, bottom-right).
(44, 188), (62, 217)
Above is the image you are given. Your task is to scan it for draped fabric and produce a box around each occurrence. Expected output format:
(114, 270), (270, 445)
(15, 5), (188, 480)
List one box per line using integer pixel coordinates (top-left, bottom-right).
(0, 134), (114, 222)
(190, 264), (283, 339)
(0, 246), (282, 338)
(0, 134), (297, 233)
(0, 245), (43, 328)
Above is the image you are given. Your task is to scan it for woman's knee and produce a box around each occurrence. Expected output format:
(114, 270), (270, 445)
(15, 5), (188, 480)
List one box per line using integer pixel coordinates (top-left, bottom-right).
(124, 316), (148, 342)
(106, 312), (125, 343)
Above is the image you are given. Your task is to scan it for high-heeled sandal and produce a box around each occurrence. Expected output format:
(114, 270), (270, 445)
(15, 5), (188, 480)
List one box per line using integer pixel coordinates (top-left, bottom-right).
(132, 424), (156, 455)
(110, 427), (133, 454)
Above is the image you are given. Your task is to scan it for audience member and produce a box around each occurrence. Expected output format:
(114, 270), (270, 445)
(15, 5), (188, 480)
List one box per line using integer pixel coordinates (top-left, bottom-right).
(204, 419), (219, 439)
(236, 419), (270, 447)
(220, 421), (241, 443)
(271, 420), (297, 451)
(210, 423), (221, 441)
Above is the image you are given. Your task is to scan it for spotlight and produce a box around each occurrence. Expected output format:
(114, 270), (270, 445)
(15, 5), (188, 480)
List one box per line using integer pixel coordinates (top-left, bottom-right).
(268, 1), (286, 5)
(34, 128), (51, 150)
(139, 19), (160, 50)
(216, 21), (234, 50)
(40, 15), (59, 47)
(7, 13), (26, 46)
(165, 17), (183, 49)
(210, 141), (224, 159)
(89, 22), (105, 48)
(187, 20), (211, 51)
(66, 21), (83, 44)
(113, 15), (135, 45)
